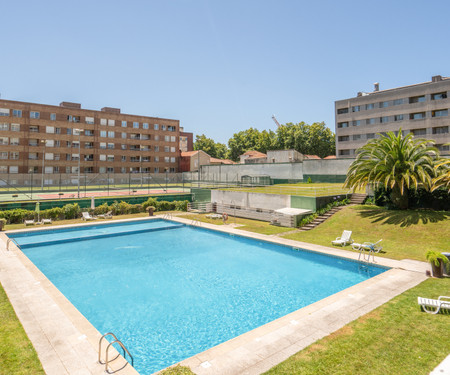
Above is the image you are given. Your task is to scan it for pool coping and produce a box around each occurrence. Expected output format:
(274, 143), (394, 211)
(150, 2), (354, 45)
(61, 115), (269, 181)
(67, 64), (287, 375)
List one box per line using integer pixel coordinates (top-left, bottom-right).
(0, 215), (429, 375)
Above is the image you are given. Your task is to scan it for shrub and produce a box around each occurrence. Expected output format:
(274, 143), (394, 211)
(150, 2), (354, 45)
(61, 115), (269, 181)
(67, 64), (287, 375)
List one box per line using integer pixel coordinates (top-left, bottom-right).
(297, 198), (349, 228)
(156, 200), (175, 211)
(142, 197), (158, 210)
(94, 203), (110, 215)
(63, 203), (81, 219)
(41, 207), (64, 220)
(174, 200), (188, 211)
(0, 218), (6, 228)
(130, 204), (143, 214)
(307, 177), (312, 184)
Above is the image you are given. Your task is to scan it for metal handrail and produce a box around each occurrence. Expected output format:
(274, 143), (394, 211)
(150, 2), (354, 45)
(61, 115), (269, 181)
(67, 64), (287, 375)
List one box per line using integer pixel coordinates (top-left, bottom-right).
(98, 332), (134, 374)
(6, 237), (21, 251)
(105, 340), (134, 374)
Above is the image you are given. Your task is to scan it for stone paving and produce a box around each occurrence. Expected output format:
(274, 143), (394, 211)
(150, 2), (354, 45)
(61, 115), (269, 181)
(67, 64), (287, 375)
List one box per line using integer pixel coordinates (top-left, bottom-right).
(0, 216), (430, 375)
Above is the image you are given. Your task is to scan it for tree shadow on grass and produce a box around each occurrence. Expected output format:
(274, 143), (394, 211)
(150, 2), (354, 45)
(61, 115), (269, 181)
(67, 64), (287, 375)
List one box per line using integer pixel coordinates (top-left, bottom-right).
(357, 207), (450, 227)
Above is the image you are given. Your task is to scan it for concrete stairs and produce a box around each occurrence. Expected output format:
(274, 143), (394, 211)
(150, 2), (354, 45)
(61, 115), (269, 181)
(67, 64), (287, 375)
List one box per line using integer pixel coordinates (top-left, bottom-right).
(299, 206), (343, 231)
(349, 193), (367, 205)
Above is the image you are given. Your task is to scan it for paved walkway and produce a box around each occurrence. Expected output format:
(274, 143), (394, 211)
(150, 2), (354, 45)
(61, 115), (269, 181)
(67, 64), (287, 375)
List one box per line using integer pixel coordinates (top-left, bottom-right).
(0, 217), (430, 375)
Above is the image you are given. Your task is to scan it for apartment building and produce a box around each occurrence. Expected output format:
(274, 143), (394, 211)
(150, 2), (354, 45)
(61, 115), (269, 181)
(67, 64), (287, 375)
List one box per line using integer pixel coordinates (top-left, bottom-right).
(335, 75), (450, 157)
(0, 99), (181, 174)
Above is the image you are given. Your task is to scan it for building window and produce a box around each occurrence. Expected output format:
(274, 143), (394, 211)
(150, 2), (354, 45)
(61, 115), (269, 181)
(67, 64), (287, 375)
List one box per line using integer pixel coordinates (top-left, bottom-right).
(85, 117), (94, 124)
(133, 122), (139, 129)
(99, 167), (106, 173)
(121, 156), (126, 162)
(366, 118), (376, 125)
(154, 124), (159, 130)
(380, 116), (389, 123)
(107, 131), (115, 138)
(393, 99), (403, 106)
(437, 144), (450, 152)
(154, 156), (159, 162)
(100, 142), (107, 149)
(170, 157), (176, 163)
(431, 92), (447, 100)
(337, 108), (348, 114)
(0, 108), (10, 116)
(432, 126), (449, 135)
(13, 109), (22, 117)
(100, 131), (107, 137)
(50, 113), (56, 121)
(164, 157), (170, 162)
(0, 166), (7, 173)
(164, 146), (170, 152)
(170, 136), (176, 142)
(99, 154), (106, 161)
(168, 125), (176, 131)
(29, 126), (39, 133)
(108, 119), (115, 126)
(170, 147), (176, 152)
(365, 103), (374, 110)
(45, 140), (54, 147)
(155, 146), (159, 152)
(432, 109), (448, 117)
(412, 128), (427, 136)
(122, 132), (127, 139)
(0, 123), (8, 131)
(0, 152), (8, 159)
(9, 166), (18, 174)
(107, 143), (114, 149)
(410, 112), (426, 120)
(338, 136), (349, 142)
(100, 118), (107, 125)
(409, 95), (426, 104)
(66, 128), (72, 135)
(121, 121), (127, 127)
(10, 137), (19, 145)
(164, 135), (170, 142)
(121, 144), (126, 150)
(162, 125), (166, 131)
(154, 135), (159, 141)
(30, 111), (40, 119)
(352, 120), (360, 126)
(366, 133), (375, 139)
(351, 105), (360, 112)
(353, 134), (361, 140)
(379, 101), (389, 108)
(338, 150), (351, 156)
(143, 123), (149, 129)
(394, 114), (404, 121)
(46, 126), (55, 133)
(107, 155), (114, 162)
(10, 152), (19, 160)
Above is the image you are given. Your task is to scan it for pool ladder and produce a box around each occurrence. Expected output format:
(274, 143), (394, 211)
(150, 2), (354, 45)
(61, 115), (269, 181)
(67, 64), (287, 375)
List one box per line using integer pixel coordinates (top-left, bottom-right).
(98, 332), (134, 374)
(6, 238), (21, 251)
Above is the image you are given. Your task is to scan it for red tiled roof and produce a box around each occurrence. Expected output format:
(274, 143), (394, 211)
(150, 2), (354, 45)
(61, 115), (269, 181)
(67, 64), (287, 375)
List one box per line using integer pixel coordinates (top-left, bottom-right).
(242, 150), (267, 158)
(324, 155), (337, 159)
(181, 151), (199, 157)
(304, 154), (321, 159)
(210, 158), (235, 164)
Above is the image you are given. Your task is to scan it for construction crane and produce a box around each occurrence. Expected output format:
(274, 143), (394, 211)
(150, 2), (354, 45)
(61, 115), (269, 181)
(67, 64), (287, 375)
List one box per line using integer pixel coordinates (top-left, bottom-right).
(271, 114), (281, 128)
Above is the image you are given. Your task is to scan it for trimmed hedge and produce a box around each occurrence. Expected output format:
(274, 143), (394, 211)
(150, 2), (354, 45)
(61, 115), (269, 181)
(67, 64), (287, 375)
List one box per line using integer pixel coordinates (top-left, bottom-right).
(0, 198), (189, 224)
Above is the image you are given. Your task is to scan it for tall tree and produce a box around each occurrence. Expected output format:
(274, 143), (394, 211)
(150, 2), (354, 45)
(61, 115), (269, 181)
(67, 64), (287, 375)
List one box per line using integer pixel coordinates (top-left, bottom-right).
(344, 131), (438, 209)
(194, 134), (229, 159)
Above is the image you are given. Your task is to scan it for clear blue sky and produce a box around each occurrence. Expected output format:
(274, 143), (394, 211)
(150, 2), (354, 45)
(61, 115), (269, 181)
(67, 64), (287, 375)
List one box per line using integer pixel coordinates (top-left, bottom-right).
(1, 0), (448, 143)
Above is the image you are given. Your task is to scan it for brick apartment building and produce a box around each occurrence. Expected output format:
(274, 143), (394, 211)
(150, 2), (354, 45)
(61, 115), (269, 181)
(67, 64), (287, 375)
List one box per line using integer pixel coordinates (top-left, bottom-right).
(0, 99), (182, 175)
(335, 75), (450, 157)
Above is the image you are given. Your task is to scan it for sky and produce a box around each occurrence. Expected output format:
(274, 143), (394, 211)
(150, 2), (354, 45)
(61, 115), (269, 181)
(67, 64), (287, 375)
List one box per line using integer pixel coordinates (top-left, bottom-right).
(1, 0), (449, 144)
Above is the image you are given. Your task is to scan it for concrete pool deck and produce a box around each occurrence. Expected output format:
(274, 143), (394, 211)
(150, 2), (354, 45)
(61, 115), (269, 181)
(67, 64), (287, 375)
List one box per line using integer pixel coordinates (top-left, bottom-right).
(0, 216), (429, 375)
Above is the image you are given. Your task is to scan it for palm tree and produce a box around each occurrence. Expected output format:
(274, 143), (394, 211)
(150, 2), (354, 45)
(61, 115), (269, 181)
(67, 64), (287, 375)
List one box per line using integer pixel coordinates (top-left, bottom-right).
(344, 131), (438, 209)
(431, 157), (450, 192)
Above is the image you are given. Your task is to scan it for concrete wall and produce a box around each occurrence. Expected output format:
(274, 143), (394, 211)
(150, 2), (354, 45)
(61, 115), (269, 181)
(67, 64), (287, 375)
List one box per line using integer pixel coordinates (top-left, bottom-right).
(211, 190), (290, 210)
(195, 163), (304, 182)
(266, 150), (303, 163)
(302, 159), (354, 175)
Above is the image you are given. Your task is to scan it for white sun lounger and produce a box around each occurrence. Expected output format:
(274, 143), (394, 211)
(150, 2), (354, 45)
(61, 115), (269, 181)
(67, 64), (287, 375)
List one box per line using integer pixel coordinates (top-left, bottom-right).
(82, 212), (97, 221)
(418, 296), (450, 314)
(352, 239), (383, 253)
(41, 218), (52, 224)
(331, 230), (353, 246)
(24, 219), (35, 226)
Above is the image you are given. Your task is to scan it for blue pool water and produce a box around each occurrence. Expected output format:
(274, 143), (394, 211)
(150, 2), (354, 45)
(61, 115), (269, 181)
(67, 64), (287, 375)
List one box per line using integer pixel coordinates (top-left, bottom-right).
(10, 219), (387, 374)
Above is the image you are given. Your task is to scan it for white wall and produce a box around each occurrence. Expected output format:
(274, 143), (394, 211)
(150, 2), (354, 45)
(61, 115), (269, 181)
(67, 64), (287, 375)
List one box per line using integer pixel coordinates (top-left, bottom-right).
(212, 190), (290, 210)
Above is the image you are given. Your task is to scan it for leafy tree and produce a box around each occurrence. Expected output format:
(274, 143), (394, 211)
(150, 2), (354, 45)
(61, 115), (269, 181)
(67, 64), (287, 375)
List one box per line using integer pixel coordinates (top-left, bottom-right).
(344, 131), (438, 209)
(194, 134), (229, 159)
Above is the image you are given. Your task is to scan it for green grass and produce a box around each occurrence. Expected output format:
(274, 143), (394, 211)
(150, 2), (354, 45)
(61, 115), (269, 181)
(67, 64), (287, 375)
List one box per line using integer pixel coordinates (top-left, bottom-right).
(160, 365), (195, 374)
(264, 277), (450, 375)
(222, 183), (364, 197)
(282, 205), (450, 261)
(177, 213), (297, 235)
(0, 283), (45, 375)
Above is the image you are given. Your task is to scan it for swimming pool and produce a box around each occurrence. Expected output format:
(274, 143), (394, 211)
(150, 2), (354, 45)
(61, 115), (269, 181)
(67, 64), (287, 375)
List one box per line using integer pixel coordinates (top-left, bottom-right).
(9, 219), (387, 374)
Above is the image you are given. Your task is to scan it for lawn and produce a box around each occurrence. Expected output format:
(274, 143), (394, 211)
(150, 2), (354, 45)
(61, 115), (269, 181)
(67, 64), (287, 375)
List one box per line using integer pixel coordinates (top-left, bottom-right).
(0, 284), (45, 375)
(281, 205), (450, 261)
(264, 277), (450, 375)
(222, 183), (364, 197)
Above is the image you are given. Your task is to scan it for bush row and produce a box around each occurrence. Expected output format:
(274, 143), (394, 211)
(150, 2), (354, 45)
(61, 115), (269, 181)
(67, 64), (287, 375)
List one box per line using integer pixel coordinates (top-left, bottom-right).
(298, 198), (349, 228)
(374, 187), (450, 211)
(0, 198), (189, 224)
